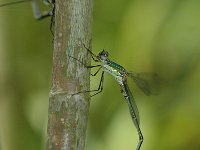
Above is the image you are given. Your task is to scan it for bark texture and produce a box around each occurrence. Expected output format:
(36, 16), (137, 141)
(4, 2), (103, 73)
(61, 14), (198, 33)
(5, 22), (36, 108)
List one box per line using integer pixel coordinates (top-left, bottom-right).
(46, 0), (92, 149)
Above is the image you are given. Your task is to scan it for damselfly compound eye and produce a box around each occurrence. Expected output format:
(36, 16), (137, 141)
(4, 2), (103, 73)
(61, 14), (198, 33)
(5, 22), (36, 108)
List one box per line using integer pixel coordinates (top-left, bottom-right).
(99, 50), (109, 59)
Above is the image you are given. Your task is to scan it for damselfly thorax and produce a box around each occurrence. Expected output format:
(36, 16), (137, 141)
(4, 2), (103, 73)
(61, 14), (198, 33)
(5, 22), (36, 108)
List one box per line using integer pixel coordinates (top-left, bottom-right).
(102, 60), (128, 86)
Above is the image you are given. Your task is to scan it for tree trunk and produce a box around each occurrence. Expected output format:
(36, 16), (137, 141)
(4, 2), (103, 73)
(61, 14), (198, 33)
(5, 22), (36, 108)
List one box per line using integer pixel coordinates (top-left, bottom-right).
(46, 0), (93, 149)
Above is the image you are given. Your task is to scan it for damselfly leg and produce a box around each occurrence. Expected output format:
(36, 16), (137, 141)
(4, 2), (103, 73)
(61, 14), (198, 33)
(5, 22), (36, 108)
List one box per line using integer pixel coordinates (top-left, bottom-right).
(0, 0), (53, 19)
(70, 70), (104, 97)
(83, 44), (100, 62)
(0, 0), (55, 33)
(68, 48), (104, 97)
(31, 0), (53, 20)
(31, 0), (55, 34)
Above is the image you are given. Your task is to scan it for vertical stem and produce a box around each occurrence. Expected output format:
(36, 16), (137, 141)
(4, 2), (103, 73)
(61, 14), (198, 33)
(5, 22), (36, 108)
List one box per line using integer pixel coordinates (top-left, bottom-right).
(46, 0), (93, 149)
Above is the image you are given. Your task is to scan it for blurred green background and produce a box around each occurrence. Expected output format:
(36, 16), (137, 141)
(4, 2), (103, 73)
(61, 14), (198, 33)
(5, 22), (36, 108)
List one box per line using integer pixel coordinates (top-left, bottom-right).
(0, 0), (200, 150)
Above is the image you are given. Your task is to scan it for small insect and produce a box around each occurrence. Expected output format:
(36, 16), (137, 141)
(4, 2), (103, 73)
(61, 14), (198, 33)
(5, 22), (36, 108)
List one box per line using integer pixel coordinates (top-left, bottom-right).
(0, 0), (55, 31)
(70, 45), (159, 150)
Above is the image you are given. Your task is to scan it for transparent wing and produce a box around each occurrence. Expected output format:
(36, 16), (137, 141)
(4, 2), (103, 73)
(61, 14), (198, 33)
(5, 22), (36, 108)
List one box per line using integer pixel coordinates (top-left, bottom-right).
(128, 72), (160, 96)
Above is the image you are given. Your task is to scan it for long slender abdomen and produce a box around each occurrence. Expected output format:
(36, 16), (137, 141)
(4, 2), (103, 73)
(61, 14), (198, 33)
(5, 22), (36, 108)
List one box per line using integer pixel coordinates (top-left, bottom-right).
(122, 81), (140, 126)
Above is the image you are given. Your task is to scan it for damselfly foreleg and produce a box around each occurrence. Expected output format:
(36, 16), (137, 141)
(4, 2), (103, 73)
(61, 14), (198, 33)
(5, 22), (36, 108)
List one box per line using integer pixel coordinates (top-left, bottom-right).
(83, 44), (100, 62)
(68, 55), (101, 71)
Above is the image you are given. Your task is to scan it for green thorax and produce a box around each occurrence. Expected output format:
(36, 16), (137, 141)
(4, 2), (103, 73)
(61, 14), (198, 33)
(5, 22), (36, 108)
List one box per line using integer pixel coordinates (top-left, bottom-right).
(107, 60), (126, 73)
(102, 60), (127, 85)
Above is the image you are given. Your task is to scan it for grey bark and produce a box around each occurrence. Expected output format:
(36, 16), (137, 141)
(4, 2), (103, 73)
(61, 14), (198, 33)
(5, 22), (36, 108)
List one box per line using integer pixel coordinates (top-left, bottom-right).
(46, 0), (93, 149)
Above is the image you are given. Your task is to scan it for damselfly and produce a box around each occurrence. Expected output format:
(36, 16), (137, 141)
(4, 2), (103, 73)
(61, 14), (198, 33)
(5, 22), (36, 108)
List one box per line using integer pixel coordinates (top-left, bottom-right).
(70, 44), (158, 150)
(0, 0), (55, 31)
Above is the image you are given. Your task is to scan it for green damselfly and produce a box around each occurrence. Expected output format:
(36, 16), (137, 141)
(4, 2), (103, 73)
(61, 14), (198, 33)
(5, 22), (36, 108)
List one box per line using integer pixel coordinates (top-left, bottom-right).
(70, 44), (158, 150)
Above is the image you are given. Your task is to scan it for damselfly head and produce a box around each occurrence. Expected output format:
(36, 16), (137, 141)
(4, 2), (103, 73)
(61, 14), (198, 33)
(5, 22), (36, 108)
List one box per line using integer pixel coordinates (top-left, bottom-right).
(98, 50), (109, 61)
